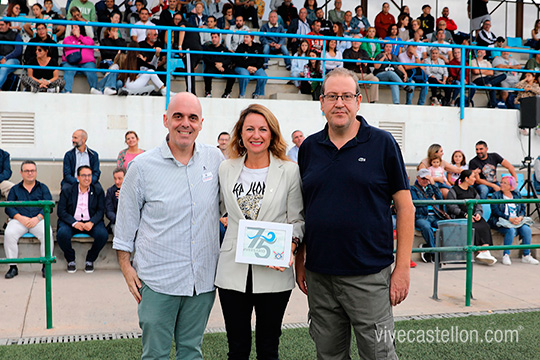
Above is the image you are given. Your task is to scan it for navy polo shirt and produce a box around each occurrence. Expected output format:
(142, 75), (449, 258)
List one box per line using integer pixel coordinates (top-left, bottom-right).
(5, 181), (53, 219)
(298, 116), (410, 276)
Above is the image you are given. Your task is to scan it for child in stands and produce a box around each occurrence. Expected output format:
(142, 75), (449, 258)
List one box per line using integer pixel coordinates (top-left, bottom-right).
(447, 150), (468, 185)
(429, 156), (451, 191)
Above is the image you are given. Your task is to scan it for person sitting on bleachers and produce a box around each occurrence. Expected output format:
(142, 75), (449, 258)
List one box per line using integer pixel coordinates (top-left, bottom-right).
(398, 44), (428, 106)
(3, 161), (54, 279)
(488, 176), (540, 266)
(157, 0), (177, 29)
(350, 5), (369, 36)
(202, 33), (236, 98)
(23, 4), (53, 38)
(126, 0), (145, 24)
(445, 47), (471, 106)
(360, 27), (381, 61)
(138, 28), (166, 77)
(470, 49), (506, 108)
(307, 19), (323, 53)
(476, 19), (497, 48)
(67, 0), (96, 24)
(96, 0), (121, 23)
(61, 24), (98, 94)
(200, 15), (218, 45)
(374, 2), (394, 39)
(105, 167), (125, 236)
(0, 20), (23, 91)
(61, 129), (101, 192)
(313, 7), (332, 35)
(417, 4), (434, 36)
(260, 11), (291, 70)
(188, 1), (209, 27)
(430, 19), (453, 43)
(208, 0), (224, 19)
(21, 45), (65, 92)
(225, 15), (250, 51)
(117, 130), (145, 169)
(397, 13), (410, 41)
(131, 7), (156, 42)
(0, 147), (14, 200)
(327, 0), (344, 24)
(373, 42), (412, 105)
(431, 28), (453, 64)
(57, 165), (108, 274)
(343, 35), (379, 103)
(469, 140), (517, 199)
(332, 23), (350, 53)
(492, 48), (521, 108)
(286, 7), (311, 54)
(304, 0), (317, 23)
(447, 150), (468, 185)
(384, 24), (404, 56)
(43, 0), (66, 39)
(436, 6), (457, 33)
(95, 52), (125, 95)
(409, 28), (428, 60)
(290, 39), (310, 88)
(446, 170), (497, 265)
(277, 0), (298, 29)
(410, 168), (443, 263)
(5, 3), (24, 35)
(217, 3), (235, 29)
(342, 11), (357, 36)
(148, 0), (169, 18)
(428, 156), (451, 195)
(234, 34), (267, 99)
(424, 47), (448, 105)
(23, 23), (59, 66)
(99, 26), (127, 69)
(65, 6), (94, 38)
(514, 72), (540, 108)
(323, 39), (342, 74)
(301, 50), (322, 99)
(234, 0), (259, 29)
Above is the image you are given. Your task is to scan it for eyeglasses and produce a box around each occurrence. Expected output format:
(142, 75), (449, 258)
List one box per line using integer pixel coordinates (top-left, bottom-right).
(79, 174), (92, 178)
(321, 92), (359, 103)
(22, 169), (36, 173)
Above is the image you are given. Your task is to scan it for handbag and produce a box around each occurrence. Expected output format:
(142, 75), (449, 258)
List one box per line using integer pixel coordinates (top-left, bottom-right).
(415, 185), (451, 220)
(66, 50), (82, 65)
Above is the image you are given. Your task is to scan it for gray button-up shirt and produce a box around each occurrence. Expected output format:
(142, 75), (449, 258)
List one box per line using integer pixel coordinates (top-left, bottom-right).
(113, 139), (224, 296)
(74, 147), (90, 178)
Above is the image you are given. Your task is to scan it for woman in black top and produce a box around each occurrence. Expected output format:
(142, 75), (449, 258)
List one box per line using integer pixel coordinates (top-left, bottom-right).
(446, 170), (497, 265)
(21, 45), (65, 92)
(23, 23), (58, 65)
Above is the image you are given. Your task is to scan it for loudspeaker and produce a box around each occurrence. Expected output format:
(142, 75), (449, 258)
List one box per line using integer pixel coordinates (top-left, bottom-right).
(520, 96), (540, 128)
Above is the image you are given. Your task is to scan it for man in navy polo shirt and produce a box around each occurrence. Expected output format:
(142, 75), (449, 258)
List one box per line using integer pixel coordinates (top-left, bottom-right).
(295, 67), (414, 360)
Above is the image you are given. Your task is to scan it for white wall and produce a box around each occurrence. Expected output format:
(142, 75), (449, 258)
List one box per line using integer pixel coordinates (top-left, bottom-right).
(0, 92), (535, 166)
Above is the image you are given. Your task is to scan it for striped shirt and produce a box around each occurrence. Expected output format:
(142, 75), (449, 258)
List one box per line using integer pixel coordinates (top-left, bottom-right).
(113, 139), (224, 296)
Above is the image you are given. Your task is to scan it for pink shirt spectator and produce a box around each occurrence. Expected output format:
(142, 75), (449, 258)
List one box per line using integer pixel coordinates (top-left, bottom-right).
(75, 186), (90, 222)
(62, 34), (96, 64)
(123, 152), (140, 169)
(429, 165), (445, 179)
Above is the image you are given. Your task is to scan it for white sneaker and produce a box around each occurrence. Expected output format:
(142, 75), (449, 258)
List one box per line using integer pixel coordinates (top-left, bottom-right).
(90, 88), (102, 95)
(502, 254), (512, 266)
(476, 251), (497, 265)
(522, 255), (540, 265)
(103, 87), (117, 95)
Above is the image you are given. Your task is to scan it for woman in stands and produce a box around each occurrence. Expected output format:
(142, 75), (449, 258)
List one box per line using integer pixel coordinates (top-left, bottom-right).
(332, 22), (350, 53)
(384, 23), (404, 56)
(304, 0), (318, 23)
(447, 150), (468, 185)
(302, 50), (322, 99)
(215, 103), (303, 360)
(514, 72), (540, 108)
(397, 13), (410, 41)
(360, 27), (381, 60)
(446, 170), (497, 265)
(117, 131), (145, 169)
(21, 45), (65, 92)
(424, 47), (448, 105)
(217, 3), (235, 29)
(489, 176), (540, 266)
(526, 19), (540, 48)
(418, 144), (462, 175)
(117, 42), (169, 96)
(99, 27), (127, 69)
(62, 24), (98, 93)
(6, 3), (23, 34)
(323, 39), (343, 74)
(23, 22), (58, 65)
(290, 40), (310, 88)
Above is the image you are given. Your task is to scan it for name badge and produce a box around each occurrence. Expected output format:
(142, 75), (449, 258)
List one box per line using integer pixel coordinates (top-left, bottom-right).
(202, 171), (213, 182)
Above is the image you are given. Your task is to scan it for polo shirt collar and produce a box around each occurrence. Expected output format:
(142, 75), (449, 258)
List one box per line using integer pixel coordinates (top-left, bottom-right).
(319, 115), (372, 148)
(161, 137), (200, 163)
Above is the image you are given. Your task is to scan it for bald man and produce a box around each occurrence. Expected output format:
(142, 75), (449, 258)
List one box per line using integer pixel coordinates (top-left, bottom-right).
(113, 93), (225, 359)
(61, 129), (101, 192)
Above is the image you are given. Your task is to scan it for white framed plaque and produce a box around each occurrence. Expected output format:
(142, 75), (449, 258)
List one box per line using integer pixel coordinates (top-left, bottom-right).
(235, 219), (293, 268)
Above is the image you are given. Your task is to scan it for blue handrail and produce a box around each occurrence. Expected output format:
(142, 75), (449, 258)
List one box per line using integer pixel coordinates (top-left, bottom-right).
(0, 16), (537, 116)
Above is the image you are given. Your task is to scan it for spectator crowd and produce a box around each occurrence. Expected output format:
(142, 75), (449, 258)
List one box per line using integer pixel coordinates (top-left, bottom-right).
(1, 0), (540, 104)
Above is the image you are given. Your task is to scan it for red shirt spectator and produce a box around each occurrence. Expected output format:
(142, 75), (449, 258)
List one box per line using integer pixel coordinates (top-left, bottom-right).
(375, 2), (395, 39)
(307, 20), (323, 52)
(437, 7), (457, 32)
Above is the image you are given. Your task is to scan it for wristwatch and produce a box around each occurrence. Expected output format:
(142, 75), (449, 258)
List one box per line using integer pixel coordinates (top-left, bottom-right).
(292, 237), (300, 255)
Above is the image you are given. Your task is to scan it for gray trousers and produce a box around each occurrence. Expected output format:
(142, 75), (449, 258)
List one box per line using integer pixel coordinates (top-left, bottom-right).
(306, 266), (398, 360)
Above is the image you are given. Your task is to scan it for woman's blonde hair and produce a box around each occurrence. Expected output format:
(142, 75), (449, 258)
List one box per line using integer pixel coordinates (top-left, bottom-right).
(427, 144), (442, 161)
(229, 104), (289, 161)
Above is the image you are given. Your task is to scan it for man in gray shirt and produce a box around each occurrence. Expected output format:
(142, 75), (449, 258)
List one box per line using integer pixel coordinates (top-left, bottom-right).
(113, 92), (224, 359)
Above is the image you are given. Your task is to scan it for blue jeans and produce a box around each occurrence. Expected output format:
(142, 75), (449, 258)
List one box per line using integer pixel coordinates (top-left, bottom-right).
(97, 73), (122, 91)
(234, 67), (267, 96)
(376, 71), (404, 104)
(62, 61), (98, 93)
(415, 215), (439, 248)
(262, 44), (291, 67)
(472, 73), (507, 107)
(475, 182), (499, 199)
(406, 79), (428, 105)
(0, 57), (20, 88)
(497, 225), (532, 256)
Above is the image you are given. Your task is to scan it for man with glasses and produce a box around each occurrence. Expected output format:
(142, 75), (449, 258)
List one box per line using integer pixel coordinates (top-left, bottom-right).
(57, 165), (108, 273)
(4, 161), (53, 279)
(295, 67), (414, 359)
(0, 21), (23, 90)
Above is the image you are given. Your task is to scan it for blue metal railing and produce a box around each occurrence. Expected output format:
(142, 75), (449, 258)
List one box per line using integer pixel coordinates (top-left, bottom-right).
(0, 16), (537, 116)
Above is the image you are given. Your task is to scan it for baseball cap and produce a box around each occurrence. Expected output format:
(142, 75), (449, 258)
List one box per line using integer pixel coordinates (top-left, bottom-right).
(417, 169), (430, 178)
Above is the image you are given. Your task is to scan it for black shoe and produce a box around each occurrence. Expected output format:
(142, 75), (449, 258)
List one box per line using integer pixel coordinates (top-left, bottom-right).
(67, 261), (76, 273)
(41, 265), (46, 278)
(5, 266), (18, 279)
(85, 261), (94, 273)
(117, 88), (129, 96)
(221, 93), (231, 98)
(403, 85), (414, 93)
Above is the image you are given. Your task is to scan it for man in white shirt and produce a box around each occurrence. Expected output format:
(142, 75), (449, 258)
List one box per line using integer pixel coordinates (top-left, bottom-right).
(398, 45), (428, 105)
(131, 7), (156, 42)
(431, 29), (452, 64)
(287, 130), (304, 163)
(492, 48), (521, 108)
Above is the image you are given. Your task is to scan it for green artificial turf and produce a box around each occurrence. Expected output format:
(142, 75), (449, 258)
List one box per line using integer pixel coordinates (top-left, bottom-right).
(1, 311), (538, 360)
